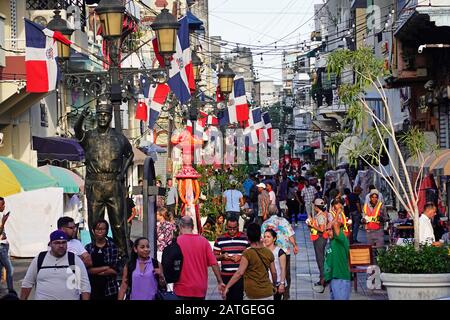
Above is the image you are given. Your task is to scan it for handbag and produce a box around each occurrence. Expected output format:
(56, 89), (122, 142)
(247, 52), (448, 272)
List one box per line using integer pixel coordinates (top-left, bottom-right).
(156, 290), (180, 300)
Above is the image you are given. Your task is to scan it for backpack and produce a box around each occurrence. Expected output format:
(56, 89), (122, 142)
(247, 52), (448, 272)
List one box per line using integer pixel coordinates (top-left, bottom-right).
(37, 251), (76, 274)
(249, 185), (258, 203)
(161, 239), (183, 283)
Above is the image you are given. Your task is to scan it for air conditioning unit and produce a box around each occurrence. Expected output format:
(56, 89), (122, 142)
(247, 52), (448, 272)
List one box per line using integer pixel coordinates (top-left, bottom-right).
(28, 10), (67, 27)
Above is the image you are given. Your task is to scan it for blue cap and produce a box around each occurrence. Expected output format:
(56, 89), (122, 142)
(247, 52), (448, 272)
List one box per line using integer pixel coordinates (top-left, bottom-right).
(49, 230), (68, 242)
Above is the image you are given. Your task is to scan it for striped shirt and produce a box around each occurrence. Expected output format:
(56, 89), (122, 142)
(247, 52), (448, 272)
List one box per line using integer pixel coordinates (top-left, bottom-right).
(214, 232), (250, 276)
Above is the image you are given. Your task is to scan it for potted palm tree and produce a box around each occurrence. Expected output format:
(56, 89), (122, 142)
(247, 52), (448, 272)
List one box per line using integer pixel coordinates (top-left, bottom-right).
(378, 244), (450, 300)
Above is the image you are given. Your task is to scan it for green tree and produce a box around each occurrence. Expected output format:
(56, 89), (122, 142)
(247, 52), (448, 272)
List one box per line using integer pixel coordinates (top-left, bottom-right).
(264, 103), (282, 129)
(327, 47), (432, 249)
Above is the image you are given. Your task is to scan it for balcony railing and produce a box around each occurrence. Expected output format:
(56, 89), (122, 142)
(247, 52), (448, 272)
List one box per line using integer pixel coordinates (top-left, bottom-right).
(26, 0), (87, 31)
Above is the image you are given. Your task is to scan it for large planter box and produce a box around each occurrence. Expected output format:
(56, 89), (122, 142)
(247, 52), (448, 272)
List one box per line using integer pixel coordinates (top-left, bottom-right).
(380, 273), (450, 300)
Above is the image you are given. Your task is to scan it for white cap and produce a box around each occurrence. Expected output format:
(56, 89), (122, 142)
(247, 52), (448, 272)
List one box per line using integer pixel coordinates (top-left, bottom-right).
(256, 183), (266, 189)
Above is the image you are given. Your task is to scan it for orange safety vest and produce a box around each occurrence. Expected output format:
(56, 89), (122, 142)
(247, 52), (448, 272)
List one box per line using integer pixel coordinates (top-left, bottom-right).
(309, 220), (319, 241)
(309, 213), (327, 241)
(363, 202), (382, 230)
(330, 209), (349, 237)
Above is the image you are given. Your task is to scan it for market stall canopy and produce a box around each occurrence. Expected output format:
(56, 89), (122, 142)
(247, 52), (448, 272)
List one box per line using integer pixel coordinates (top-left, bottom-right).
(132, 146), (147, 166)
(0, 157), (58, 197)
(429, 149), (450, 176)
(32, 136), (85, 161)
(38, 165), (84, 193)
(405, 149), (450, 175)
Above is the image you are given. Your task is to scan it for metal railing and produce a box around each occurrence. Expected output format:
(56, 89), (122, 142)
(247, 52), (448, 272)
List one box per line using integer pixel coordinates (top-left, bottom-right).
(26, 0), (87, 30)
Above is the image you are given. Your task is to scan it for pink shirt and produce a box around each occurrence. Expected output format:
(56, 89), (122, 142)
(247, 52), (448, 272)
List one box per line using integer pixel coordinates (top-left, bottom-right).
(174, 234), (218, 298)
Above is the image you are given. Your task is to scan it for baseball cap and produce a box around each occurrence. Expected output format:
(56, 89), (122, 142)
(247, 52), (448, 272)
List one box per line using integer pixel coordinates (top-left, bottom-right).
(256, 183), (266, 189)
(314, 198), (325, 206)
(50, 230), (68, 242)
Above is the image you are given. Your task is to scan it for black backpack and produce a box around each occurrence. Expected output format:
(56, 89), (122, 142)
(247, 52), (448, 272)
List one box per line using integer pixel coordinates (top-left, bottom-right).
(37, 251), (76, 274)
(249, 185), (258, 203)
(161, 239), (183, 283)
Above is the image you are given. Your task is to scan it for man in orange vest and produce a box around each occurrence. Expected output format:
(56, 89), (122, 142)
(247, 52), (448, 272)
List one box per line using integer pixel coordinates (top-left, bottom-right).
(306, 198), (329, 293)
(362, 189), (387, 251)
(328, 199), (352, 239)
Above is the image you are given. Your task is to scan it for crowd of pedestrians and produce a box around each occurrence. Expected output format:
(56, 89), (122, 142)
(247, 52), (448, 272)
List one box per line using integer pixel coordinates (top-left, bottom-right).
(3, 167), (449, 301)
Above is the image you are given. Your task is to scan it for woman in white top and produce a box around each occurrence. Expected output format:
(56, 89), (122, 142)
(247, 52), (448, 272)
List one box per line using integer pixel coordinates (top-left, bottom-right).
(263, 228), (287, 300)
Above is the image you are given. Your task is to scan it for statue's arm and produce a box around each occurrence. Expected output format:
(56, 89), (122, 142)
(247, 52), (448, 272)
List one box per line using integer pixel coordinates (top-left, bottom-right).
(120, 139), (134, 179)
(74, 108), (90, 142)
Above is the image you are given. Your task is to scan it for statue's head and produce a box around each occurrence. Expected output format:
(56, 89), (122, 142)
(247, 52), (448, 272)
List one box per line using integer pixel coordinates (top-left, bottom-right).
(96, 103), (113, 128)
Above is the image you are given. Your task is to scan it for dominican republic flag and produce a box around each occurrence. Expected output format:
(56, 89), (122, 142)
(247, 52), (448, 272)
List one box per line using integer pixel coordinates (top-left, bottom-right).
(244, 107), (264, 145)
(262, 111), (273, 143)
(25, 18), (71, 93)
(187, 111), (216, 141)
(147, 83), (170, 129)
(152, 16), (195, 104)
(227, 77), (249, 124)
(217, 77), (249, 126)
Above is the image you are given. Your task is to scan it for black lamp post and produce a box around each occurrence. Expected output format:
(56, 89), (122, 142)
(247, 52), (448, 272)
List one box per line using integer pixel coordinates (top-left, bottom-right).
(94, 0), (126, 130)
(218, 62), (235, 96)
(187, 51), (203, 137)
(151, 8), (180, 67)
(94, 0), (125, 39)
(47, 10), (74, 62)
(191, 50), (202, 83)
(85, 0), (180, 130)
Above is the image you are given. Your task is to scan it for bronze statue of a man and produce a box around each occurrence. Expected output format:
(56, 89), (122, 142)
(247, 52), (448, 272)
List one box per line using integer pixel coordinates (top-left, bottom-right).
(75, 103), (133, 260)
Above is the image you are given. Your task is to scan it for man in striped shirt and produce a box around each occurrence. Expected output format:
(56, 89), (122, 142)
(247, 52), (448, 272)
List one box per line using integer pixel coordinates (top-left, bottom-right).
(213, 215), (250, 300)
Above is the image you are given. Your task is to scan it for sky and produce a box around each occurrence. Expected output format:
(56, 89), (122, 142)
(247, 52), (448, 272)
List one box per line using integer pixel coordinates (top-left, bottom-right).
(208, 0), (319, 83)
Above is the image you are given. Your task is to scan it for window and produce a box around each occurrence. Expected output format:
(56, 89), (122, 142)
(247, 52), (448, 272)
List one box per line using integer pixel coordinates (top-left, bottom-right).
(40, 102), (48, 127)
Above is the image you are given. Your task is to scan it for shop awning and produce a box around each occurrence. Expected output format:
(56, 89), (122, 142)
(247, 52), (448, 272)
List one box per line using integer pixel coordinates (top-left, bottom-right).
(187, 11), (204, 31)
(310, 140), (321, 148)
(405, 149), (450, 175)
(32, 136), (85, 161)
(299, 147), (314, 155)
(429, 149), (450, 176)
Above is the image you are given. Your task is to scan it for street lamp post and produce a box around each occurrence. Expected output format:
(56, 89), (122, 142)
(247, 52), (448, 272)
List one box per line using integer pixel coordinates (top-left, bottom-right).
(47, 10), (74, 63)
(47, 1), (180, 132)
(94, 0), (126, 130)
(218, 62), (235, 96)
(217, 62), (235, 167)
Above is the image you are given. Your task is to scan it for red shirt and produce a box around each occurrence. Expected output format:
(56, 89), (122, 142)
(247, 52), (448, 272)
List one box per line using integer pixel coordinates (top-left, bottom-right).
(174, 234), (218, 298)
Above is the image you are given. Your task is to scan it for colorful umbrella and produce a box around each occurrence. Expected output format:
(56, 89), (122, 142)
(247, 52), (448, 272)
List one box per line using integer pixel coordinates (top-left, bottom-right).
(0, 156), (58, 197)
(38, 165), (84, 194)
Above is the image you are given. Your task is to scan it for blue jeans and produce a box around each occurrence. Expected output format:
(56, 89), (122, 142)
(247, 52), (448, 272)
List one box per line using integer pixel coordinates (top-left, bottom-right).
(0, 243), (14, 291)
(330, 279), (351, 300)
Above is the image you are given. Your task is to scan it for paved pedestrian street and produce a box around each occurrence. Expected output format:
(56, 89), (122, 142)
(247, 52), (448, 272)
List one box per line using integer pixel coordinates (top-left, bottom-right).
(1, 220), (387, 300)
(206, 223), (388, 300)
